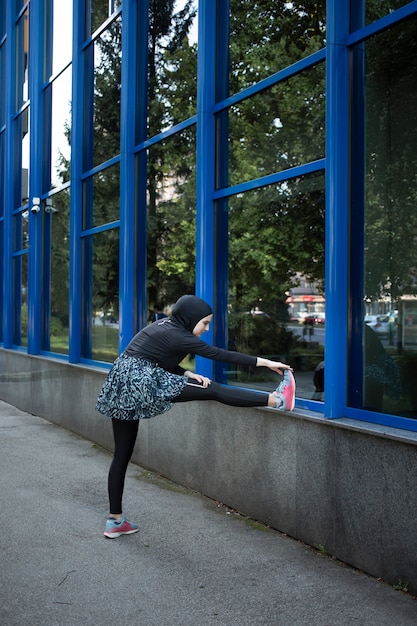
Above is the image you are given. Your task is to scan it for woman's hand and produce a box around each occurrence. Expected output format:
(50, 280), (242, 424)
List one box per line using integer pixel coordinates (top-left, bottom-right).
(256, 357), (293, 375)
(184, 371), (212, 388)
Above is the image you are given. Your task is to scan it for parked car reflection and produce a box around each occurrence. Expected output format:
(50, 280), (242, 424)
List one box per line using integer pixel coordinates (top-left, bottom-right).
(364, 314), (390, 336)
(304, 313), (325, 325)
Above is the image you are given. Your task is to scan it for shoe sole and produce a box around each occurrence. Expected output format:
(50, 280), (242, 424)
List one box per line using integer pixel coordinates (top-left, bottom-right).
(276, 370), (295, 411)
(104, 528), (139, 539)
(287, 370), (296, 411)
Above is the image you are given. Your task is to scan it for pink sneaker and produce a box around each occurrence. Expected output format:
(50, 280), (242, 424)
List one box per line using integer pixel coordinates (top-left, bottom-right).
(274, 370), (296, 411)
(104, 516), (139, 539)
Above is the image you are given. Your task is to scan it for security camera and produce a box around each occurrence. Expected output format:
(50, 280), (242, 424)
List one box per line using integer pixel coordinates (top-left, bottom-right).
(31, 197), (41, 214)
(45, 199), (58, 214)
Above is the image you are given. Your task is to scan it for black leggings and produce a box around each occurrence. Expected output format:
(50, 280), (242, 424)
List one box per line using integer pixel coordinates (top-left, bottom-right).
(173, 379), (269, 407)
(108, 419), (139, 514)
(108, 380), (269, 514)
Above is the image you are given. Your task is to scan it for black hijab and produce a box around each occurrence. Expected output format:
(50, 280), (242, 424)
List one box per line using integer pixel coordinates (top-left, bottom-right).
(171, 295), (213, 332)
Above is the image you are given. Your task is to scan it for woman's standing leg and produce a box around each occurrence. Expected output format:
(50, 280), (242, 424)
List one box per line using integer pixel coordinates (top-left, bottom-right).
(104, 419), (140, 538)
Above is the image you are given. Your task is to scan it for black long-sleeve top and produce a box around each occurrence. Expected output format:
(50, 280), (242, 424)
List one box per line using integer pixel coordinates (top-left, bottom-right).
(124, 317), (257, 375)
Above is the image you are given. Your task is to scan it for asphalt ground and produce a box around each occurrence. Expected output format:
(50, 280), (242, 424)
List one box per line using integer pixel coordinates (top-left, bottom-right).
(1, 400), (416, 626)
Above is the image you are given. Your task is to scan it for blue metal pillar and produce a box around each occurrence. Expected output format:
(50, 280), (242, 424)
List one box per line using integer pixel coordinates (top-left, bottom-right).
(134, 0), (149, 333)
(195, 0), (216, 377)
(324, 0), (350, 418)
(27, 0), (44, 353)
(119, 0), (138, 350)
(3, 1), (16, 348)
(68, 0), (84, 363)
(213, 0), (230, 382)
(348, 0), (366, 408)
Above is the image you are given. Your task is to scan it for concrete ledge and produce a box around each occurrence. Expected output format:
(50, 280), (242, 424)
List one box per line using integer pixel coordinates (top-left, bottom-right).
(1, 348), (417, 595)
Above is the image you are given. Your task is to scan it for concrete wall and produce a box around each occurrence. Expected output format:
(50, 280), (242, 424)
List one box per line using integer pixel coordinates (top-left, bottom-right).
(1, 348), (417, 594)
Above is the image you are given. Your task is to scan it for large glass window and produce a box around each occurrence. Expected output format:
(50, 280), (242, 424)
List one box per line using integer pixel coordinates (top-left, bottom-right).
(226, 173), (325, 399)
(14, 108), (29, 209)
(9, 6), (30, 351)
(82, 164), (120, 230)
(15, 7), (29, 111)
(47, 66), (72, 187)
(229, 0), (326, 90)
(51, 0), (72, 76)
(81, 6), (123, 362)
(221, 1), (326, 398)
(146, 127), (197, 317)
(81, 165), (120, 362)
(83, 228), (120, 362)
(43, 189), (70, 355)
(13, 252), (28, 346)
(224, 63), (325, 188)
(148, 1), (197, 136)
(84, 16), (121, 170)
(350, 15), (417, 418)
(145, 3), (198, 320)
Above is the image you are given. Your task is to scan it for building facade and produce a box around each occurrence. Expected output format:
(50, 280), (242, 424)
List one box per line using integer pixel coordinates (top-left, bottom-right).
(2, 0), (417, 428)
(2, 0), (417, 593)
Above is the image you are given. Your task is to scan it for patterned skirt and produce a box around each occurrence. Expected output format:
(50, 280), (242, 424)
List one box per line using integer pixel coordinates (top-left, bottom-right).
(95, 354), (187, 420)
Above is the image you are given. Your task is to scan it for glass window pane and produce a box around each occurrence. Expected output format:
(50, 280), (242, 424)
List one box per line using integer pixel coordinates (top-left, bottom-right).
(88, 17), (121, 169)
(46, 189), (70, 355)
(13, 252), (28, 346)
(352, 15), (417, 418)
(86, 0), (122, 38)
(82, 163), (120, 230)
(146, 127), (197, 313)
(15, 8), (29, 111)
(229, 0), (326, 92)
(14, 108), (29, 208)
(83, 229), (119, 362)
(51, 0), (73, 76)
(222, 63), (325, 188)
(14, 210), (29, 252)
(227, 173), (325, 400)
(148, 1), (197, 136)
(50, 66), (72, 186)
(365, 0), (413, 26)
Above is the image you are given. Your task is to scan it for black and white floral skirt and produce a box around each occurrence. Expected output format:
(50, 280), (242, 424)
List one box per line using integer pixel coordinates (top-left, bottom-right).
(95, 354), (187, 420)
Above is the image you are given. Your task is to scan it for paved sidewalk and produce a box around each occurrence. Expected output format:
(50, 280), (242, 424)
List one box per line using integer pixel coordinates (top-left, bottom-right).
(1, 400), (416, 626)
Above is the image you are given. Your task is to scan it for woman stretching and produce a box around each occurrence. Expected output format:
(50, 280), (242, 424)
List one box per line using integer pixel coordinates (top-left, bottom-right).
(96, 294), (296, 538)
